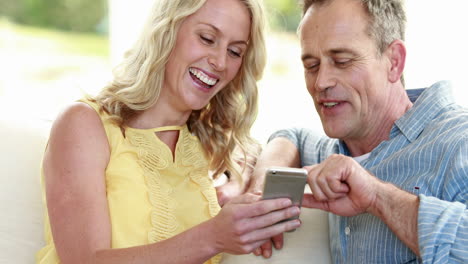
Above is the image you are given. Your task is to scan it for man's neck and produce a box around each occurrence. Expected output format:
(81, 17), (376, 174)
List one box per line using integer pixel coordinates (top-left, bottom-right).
(345, 85), (413, 157)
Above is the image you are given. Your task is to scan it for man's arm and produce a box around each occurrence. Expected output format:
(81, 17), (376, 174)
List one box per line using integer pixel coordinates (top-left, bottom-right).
(416, 137), (468, 263)
(370, 182), (420, 255)
(418, 195), (468, 263)
(303, 154), (468, 261)
(247, 137), (301, 194)
(302, 155), (421, 254)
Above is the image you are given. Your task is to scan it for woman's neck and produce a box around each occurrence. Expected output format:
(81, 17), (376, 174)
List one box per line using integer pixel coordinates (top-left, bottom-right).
(127, 100), (192, 129)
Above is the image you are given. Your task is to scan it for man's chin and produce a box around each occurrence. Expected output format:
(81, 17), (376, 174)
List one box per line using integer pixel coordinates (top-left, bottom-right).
(322, 125), (347, 139)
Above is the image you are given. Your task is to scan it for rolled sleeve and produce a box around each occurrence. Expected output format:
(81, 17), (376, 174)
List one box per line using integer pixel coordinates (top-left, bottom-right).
(268, 127), (338, 167)
(268, 128), (302, 147)
(418, 195), (468, 263)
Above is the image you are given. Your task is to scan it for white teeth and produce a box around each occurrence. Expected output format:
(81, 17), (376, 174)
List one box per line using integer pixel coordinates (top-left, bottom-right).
(189, 68), (217, 86)
(323, 102), (338, 107)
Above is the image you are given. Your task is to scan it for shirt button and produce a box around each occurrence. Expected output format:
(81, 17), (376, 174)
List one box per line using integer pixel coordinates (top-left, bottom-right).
(345, 226), (351, 235)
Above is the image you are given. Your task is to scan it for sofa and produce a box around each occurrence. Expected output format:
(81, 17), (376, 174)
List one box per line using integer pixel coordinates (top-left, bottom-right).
(0, 116), (331, 263)
(0, 116), (50, 263)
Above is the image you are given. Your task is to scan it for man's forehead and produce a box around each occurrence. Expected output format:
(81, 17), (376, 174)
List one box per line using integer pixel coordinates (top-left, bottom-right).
(299, 1), (371, 50)
(299, 0), (368, 31)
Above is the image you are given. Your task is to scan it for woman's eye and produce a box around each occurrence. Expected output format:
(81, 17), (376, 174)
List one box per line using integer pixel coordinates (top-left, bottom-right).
(200, 35), (214, 44)
(228, 49), (242, 58)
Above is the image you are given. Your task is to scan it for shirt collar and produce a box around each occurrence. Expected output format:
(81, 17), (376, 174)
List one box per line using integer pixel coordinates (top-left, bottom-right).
(393, 80), (456, 142)
(338, 140), (350, 156)
(338, 81), (455, 154)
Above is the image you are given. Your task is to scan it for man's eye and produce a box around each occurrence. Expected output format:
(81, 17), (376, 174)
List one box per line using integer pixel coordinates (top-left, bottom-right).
(335, 59), (351, 67)
(305, 64), (319, 73)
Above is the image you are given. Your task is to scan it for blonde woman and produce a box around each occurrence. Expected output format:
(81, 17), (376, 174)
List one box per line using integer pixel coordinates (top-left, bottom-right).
(36, 0), (301, 263)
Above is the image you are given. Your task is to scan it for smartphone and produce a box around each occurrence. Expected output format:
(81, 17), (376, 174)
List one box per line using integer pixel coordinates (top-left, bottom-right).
(261, 167), (308, 231)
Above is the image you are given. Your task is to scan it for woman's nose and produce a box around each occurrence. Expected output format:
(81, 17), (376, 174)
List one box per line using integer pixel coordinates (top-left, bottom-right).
(208, 48), (227, 72)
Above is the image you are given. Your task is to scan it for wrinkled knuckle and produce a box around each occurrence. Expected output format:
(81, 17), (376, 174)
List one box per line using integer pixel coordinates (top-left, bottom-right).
(239, 245), (252, 254)
(317, 175), (327, 185)
(238, 235), (251, 245)
(232, 209), (244, 220)
(233, 224), (245, 236)
(252, 204), (265, 216)
(285, 208), (297, 218)
(331, 181), (342, 191)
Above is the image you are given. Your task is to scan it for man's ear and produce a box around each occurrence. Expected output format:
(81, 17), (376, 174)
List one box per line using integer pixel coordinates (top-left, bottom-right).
(385, 39), (406, 83)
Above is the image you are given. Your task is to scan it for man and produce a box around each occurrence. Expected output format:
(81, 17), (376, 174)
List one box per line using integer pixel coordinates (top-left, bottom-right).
(251, 0), (468, 262)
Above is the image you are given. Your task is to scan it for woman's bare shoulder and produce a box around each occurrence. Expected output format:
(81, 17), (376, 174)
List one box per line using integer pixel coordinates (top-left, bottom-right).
(46, 101), (110, 164)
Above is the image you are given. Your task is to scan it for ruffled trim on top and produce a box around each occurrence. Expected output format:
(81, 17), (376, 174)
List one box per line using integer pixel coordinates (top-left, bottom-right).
(178, 128), (221, 219)
(177, 130), (222, 264)
(127, 126), (221, 264)
(126, 129), (177, 243)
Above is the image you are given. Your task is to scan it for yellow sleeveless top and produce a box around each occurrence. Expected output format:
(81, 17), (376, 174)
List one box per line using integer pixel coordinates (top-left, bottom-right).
(36, 99), (222, 263)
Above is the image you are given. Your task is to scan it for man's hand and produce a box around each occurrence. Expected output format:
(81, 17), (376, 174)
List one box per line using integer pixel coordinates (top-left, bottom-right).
(252, 233), (284, 258)
(302, 154), (379, 216)
(303, 154), (420, 255)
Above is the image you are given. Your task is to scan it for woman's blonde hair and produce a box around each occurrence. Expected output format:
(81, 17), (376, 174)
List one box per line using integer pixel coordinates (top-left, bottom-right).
(94, 0), (267, 181)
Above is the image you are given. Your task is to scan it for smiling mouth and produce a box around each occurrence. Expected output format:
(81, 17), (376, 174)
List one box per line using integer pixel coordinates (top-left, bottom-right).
(189, 67), (218, 88)
(323, 102), (340, 108)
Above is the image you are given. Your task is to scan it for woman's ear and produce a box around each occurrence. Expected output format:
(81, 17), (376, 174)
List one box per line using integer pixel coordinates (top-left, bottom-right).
(385, 39), (406, 84)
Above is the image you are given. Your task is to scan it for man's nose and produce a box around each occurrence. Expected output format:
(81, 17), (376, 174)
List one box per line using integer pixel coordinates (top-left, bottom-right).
(315, 64), (336, 92)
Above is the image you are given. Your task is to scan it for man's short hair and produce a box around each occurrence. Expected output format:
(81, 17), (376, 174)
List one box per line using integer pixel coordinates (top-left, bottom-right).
(301, 0), (406, 54)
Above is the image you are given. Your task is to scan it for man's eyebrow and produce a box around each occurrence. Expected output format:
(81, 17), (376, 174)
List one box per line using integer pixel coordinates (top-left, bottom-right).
(200, 23), (248, 46)
(301, 48), (359, 61)
(329, 48), (358, 56)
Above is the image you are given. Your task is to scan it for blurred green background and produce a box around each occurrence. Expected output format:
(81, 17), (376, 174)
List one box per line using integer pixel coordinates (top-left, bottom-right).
(3, 0), (464, 145)
(1, 0), (467, 199)
(0, 0), (108, 33)
(266, 0), (302, 32)
(0, 0), (300, 34)
(0, 0), (314, 142)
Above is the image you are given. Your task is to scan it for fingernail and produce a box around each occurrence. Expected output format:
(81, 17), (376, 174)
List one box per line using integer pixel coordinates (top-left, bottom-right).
(289, 206), (300, 215)
(282, 199), (292, 207)
(263, 249), (271, 258)
(274, 241), (282, 249)
(294, 219), (301, 227)
(254, 248), (261, 255)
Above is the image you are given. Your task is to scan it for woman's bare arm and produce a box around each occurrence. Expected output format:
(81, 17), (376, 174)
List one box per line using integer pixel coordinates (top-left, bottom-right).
(44, 103), (301, 264)
(44, 102), (112, 263)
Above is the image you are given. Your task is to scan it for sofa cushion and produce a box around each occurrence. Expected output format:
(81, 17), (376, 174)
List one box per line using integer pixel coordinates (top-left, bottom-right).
(0, 116), (331, 263)
(0, 117), (50, 263)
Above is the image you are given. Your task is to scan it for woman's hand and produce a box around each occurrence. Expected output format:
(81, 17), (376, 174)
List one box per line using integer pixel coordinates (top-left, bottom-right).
(216, 179), (244, 206)
(208, 193), (301, 255)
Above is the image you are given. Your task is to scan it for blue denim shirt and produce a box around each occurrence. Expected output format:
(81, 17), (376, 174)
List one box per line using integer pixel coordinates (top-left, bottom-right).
(270, 81), (468, 263)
